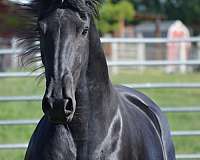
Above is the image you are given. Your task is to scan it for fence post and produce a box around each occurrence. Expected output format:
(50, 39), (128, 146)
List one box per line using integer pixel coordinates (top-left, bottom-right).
(111, 42), (118, 74)
(11, 38), (18, 68)
(137, 33), (145, 71)
(180, 42), (187, 73)
(198, 41), (200, 60)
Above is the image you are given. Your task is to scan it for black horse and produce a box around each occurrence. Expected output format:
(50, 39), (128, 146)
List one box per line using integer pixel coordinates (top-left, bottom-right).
(21, 0), (175, 160)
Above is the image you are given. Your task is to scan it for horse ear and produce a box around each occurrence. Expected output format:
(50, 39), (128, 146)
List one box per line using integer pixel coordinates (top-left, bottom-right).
(29, 0), (60, 16)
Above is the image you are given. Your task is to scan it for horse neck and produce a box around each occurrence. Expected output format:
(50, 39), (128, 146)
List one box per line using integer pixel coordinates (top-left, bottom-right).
(87, 19), (118, 123)
(70, 19), (118, 139)
(69, 19), (119, 159)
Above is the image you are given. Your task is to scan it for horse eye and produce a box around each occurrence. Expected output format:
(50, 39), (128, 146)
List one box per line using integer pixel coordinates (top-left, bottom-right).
(79, 12), (87, 21)
(82, 27), (89, 36)
(85, 1), (91, 7)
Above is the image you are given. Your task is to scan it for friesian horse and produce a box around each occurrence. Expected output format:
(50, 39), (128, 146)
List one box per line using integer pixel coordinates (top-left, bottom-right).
(21, 0), (176, 159)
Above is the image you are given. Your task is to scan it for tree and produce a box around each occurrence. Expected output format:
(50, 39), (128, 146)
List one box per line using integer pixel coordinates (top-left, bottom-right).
(164, 0), (200, 34)
(0, 1), (24, 37)
(97, 0), (135, 35)
(131, 0), (164, 14)
(130, 0), (200, 34)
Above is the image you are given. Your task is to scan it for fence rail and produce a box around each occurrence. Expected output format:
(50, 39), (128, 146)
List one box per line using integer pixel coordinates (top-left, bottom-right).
(162, 107), (200, 113)
(0, 107), (199, 126)
(0, 144), (199, 160)
(0, 96), (42, 102)
(0, 119), (199, 136)
(101, 37), (200, 44)
(125, 83), (200, 89)
(108, 60), (200, 67)
(0, 83), (200, 102)
(0, 37), (200, 159)
(176, 154), (200, 159)
(0, 72), (41, 78)
(0, 37), (199, 55)
(0, 119), (39, 126)
(0, 49), (21, 55)
(0, 144), (27, 150)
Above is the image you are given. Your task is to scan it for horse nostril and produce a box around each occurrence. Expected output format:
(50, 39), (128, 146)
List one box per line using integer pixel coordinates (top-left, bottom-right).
(64, 98), (73, 115)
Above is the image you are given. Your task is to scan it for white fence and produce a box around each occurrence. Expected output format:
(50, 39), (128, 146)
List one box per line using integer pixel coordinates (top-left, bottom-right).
(0, 37), (200, 159)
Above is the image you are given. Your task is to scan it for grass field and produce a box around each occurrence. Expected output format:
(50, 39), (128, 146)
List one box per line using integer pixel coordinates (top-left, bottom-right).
(0, 68), (200, 159)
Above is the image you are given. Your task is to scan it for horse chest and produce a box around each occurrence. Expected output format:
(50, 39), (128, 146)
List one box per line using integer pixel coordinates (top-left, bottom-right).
(89, 108), (123, 160)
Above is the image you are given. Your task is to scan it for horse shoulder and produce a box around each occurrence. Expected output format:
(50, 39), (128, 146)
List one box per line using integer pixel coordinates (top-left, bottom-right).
(114, 85), (175, 160)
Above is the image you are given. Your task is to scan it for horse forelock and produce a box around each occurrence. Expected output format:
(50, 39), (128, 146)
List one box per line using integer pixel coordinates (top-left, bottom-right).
(28, 0), (102, 17)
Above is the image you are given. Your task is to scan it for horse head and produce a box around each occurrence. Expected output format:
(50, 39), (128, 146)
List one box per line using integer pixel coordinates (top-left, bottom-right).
(29, 0), (100, 123)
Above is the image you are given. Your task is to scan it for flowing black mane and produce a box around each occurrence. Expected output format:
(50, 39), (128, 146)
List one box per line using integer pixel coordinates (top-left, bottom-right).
(18, 0), (101, 72)
(29, 0), (101, 18)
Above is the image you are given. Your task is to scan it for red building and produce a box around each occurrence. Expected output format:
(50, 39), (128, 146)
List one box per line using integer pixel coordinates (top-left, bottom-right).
(0, 0), (9, 11)
(0, 0), (21, 38)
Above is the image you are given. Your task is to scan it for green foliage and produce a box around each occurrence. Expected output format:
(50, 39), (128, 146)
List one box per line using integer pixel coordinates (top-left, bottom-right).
(132, 0), (163, 13)
(131, 0), (200, 33)
(0, 15), (21, 28)
(164, 0), (200, 25)
(0, 13), (25, 34)
(97, 0), (135, 34)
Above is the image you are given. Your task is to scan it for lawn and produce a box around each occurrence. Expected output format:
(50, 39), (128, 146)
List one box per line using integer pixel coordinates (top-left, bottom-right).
(0, 68), (199, 159)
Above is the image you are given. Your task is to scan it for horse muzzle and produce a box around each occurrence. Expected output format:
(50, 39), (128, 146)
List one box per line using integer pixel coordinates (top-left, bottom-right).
(42, 96), (76, 123)
(42, 75), (76, 123)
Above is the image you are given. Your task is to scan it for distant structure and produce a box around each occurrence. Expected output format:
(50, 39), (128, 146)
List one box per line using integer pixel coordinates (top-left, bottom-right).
(0, 0), (21, 71)
(0, 0), (22, 37)
(134, 21), (175, 38)
(166, 20), (191, 73)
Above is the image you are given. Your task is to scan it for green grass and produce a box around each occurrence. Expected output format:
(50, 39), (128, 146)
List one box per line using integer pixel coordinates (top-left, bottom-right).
(0, 68), (200, 159)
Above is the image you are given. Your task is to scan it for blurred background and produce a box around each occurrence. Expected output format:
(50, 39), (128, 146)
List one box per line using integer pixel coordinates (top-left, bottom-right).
(0, 0), (200, 159)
